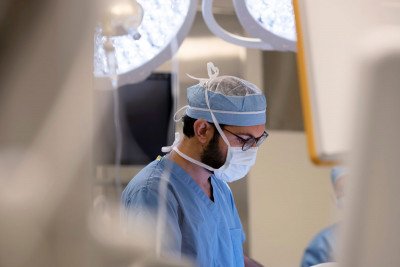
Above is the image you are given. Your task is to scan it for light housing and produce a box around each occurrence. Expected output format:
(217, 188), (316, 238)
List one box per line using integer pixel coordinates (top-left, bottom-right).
(233, 0), (296, 51)
(202, 0), (296, 51)
(94, 0), (197, 86)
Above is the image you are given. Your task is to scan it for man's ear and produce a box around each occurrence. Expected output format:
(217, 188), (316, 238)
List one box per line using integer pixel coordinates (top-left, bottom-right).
(193, 119), (213, 144)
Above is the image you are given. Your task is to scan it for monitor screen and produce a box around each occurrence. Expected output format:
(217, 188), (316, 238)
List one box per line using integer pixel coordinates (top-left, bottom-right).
(95, 73), (174, 165)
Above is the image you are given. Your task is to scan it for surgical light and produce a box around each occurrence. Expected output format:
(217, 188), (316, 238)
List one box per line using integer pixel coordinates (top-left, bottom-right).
(100, 0), (143, 38)
(94, 0), (197, 87)
(244, 0), (296, 41)
(202, 0), (296, 51)
(233, 0), (296, 51)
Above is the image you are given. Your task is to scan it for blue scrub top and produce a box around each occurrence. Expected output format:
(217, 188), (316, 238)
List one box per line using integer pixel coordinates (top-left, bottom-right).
(301, 224), (338, 267)
(121, 155), (245, 267)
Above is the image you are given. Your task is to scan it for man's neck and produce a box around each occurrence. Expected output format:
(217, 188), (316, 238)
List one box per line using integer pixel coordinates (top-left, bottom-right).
(169, 144), (213, 199)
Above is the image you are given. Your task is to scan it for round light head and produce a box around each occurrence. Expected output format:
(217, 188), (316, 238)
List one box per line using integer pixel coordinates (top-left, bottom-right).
(94, 0), (197, 86)
(245, 0), (296, 41)
(233, 0), (297, 51)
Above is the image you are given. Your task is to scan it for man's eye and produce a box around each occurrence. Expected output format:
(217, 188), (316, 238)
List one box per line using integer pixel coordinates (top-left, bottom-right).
(238, 137), (251, 144)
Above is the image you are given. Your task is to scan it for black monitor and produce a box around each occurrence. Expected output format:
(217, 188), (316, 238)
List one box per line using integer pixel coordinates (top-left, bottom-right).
(95, 73), (174, 165)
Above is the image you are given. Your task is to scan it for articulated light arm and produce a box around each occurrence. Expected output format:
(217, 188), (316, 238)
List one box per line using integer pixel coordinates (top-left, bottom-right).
(202, 0), (274, 50)
(202, 0), (296, 52)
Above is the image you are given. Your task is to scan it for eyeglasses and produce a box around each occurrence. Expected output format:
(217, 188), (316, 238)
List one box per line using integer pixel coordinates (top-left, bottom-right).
(223, 128), (269, 151)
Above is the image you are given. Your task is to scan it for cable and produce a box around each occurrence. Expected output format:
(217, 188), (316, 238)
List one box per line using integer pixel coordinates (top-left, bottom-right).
(112, 79), (123, 197)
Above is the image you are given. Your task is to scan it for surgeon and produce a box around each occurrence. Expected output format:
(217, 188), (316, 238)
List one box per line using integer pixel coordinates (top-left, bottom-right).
(300, 166), (347, 267)
(121, 62), (266, 266)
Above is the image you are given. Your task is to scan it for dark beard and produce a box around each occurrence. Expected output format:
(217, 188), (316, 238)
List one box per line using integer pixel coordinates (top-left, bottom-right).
(200, 129), (225, 169)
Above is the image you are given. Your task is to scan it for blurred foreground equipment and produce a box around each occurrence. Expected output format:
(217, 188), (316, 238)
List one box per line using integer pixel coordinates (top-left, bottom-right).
(0, 1), (190, 267)
(340, 26), (400, 267)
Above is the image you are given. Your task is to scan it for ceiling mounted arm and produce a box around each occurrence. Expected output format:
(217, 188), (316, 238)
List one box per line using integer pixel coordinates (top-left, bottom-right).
(202, 0), (274, 50)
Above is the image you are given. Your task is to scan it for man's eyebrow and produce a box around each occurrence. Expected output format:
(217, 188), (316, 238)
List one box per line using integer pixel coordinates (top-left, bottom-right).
(237, 131), (265, 139)
(235, 132), (256, 139)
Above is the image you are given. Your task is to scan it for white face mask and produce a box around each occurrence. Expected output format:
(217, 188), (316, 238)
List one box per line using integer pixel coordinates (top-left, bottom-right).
(214, 146), (258, 182)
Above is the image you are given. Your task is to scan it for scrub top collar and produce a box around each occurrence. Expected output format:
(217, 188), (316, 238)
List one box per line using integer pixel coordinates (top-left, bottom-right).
(158, 155), (219, 212)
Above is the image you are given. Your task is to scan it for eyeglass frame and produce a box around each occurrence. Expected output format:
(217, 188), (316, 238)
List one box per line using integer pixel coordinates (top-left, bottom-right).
(223, 128), (269, 151)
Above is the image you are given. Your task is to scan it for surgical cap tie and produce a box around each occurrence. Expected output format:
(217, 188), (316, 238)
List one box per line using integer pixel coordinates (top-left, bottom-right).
(173, 105), (189, 122)
(186, 62), (220, 86)
(207, 62), (219, 79)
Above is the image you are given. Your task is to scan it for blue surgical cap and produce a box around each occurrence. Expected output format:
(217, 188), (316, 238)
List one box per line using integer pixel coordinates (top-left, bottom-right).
(331, 166), (347, 184)
(185, 73), (267, 127)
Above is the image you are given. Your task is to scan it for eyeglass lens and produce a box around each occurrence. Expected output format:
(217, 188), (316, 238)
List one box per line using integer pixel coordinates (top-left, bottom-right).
(242, 131), (268, 151)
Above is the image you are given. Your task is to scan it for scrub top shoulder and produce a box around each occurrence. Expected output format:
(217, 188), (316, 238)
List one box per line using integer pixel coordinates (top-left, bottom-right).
(301, 223), (338, 267)
(121, 155), (245, 267)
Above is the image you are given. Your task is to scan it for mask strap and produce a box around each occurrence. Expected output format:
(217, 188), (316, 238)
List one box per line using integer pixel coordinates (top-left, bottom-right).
(204, 88), (231, 148)
(173, 147), (215, 172)
(161, 132), (180, 153)
(173, 105), (189, 122)
(162, 105), (189, 153)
